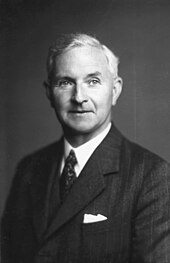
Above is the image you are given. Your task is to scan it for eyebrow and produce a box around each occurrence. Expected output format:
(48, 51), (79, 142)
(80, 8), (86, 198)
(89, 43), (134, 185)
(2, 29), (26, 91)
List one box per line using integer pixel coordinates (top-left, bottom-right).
(53, 71), (102, 82)
(53, 76), (75, 82)
(86, 72), (102, 78)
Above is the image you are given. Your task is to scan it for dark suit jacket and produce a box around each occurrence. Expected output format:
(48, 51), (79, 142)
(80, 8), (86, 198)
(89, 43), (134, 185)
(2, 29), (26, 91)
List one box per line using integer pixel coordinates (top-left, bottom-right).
(1, 125), (170, 263)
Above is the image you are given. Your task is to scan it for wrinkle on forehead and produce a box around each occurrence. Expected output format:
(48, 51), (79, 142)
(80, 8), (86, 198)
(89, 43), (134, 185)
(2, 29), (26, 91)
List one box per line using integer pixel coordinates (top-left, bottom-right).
(54, 46), (112, 80)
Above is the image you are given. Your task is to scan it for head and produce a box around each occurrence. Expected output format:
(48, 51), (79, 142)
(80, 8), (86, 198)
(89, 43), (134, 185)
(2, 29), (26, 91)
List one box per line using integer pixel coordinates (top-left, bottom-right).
(45, 33), (123, 146)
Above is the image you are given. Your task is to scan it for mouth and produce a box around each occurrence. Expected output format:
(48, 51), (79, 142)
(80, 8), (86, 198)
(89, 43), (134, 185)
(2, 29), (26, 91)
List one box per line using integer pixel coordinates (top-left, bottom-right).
(70, 111), (91, 113)
(69, 109), (93, 114)
(69, 110), (93, 116)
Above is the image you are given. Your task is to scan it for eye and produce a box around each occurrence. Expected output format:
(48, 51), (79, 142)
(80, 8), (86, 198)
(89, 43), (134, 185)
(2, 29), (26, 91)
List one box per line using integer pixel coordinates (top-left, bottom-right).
(58, 80), (73, 87)
(52, 79), (74, 89)
(88, 78), (100, 86)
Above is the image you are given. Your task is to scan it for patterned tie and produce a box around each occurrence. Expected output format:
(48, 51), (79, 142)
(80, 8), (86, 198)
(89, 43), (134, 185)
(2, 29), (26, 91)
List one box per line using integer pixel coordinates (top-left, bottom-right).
(60, 149), (77, 202)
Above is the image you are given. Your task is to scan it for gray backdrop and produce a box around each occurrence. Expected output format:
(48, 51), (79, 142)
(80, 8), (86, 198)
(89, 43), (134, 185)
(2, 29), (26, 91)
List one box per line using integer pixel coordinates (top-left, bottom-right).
(1, 0), (170, 217)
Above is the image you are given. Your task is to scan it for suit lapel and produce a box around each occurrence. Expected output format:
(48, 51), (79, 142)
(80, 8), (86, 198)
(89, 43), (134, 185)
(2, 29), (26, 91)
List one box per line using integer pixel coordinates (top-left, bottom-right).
(43, 124), (122, 241)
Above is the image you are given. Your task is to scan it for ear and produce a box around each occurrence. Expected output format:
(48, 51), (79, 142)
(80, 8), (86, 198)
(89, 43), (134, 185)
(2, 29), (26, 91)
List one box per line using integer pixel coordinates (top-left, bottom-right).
(112, 77), (123, 106)
(43, 81), (54, 107)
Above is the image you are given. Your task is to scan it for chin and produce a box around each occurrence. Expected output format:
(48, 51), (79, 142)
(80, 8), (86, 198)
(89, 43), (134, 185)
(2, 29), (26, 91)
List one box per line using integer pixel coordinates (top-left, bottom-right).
(70, 126), (92, 134)
(64, 123), (95, 135)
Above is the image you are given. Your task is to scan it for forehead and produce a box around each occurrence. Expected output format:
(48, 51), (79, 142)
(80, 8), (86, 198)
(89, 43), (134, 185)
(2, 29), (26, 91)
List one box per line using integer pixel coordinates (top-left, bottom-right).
(54, 46), (110, 76)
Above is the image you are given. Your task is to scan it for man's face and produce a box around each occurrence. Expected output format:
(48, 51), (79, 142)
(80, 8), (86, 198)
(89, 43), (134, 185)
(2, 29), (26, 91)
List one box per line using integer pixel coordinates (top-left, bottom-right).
(47, 46), (122, 141)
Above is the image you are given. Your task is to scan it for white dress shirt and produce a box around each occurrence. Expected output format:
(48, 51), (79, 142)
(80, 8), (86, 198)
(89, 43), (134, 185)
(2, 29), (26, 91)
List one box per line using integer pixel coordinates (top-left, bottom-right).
(60, 123), (112, 177)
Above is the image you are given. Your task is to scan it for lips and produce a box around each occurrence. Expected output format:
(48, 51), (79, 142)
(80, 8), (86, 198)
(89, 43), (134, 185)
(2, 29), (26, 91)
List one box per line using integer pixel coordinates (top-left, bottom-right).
(70, 111), (91, 113)
(69, 108), (93, 114)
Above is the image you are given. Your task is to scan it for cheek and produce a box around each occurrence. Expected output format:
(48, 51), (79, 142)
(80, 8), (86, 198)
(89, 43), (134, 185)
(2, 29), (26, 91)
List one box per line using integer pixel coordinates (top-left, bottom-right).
(94, 91), (113, 109)
(52, 91), (69, 106)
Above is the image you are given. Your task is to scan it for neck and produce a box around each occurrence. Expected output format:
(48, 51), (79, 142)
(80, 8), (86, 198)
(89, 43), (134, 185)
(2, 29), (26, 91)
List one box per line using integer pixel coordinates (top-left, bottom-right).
(64, 133), (94, 148)
(63, 123), (112, 148)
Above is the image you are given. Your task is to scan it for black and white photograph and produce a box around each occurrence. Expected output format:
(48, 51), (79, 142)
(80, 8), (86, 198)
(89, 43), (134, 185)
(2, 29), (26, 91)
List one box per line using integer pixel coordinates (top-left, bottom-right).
(1, 0), (170, 262)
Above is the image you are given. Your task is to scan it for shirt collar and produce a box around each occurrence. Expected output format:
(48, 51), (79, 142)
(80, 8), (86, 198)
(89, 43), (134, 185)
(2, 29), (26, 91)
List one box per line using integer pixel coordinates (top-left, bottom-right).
(63, 123), (112, 176)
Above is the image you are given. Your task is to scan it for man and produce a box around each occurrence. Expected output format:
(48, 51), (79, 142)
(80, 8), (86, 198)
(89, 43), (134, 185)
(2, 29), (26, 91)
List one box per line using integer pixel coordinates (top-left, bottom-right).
(1, 33), (170, 263)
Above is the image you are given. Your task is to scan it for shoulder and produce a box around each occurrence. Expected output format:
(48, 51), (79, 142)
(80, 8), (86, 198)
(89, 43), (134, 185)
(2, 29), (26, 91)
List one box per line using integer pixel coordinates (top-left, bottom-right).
(106, 124), (170, 173)
(14, 139), (63, 185)
(109, 124), (169, 167)
(123, 136), (169, 165)
(121, 136), (170, 181)
(21, 139), (62, 164)
(119, 136), (170, 211)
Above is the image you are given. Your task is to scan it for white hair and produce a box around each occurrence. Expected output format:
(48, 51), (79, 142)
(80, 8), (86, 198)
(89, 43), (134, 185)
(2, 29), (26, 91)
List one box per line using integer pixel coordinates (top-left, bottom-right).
(47, 33), (119, 82)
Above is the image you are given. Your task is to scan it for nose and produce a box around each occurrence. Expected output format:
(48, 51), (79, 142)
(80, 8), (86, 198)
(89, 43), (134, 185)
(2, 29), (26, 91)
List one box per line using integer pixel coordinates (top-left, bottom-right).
(72, 84), (88, 104)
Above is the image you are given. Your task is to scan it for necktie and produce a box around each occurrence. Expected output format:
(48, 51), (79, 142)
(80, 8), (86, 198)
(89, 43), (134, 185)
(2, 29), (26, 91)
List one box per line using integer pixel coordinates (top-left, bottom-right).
(60, 149), (77, 202)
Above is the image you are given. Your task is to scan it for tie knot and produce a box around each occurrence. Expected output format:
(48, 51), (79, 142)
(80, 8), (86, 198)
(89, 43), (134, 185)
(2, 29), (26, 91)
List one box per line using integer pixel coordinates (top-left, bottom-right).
(65, 149), (77, 167)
